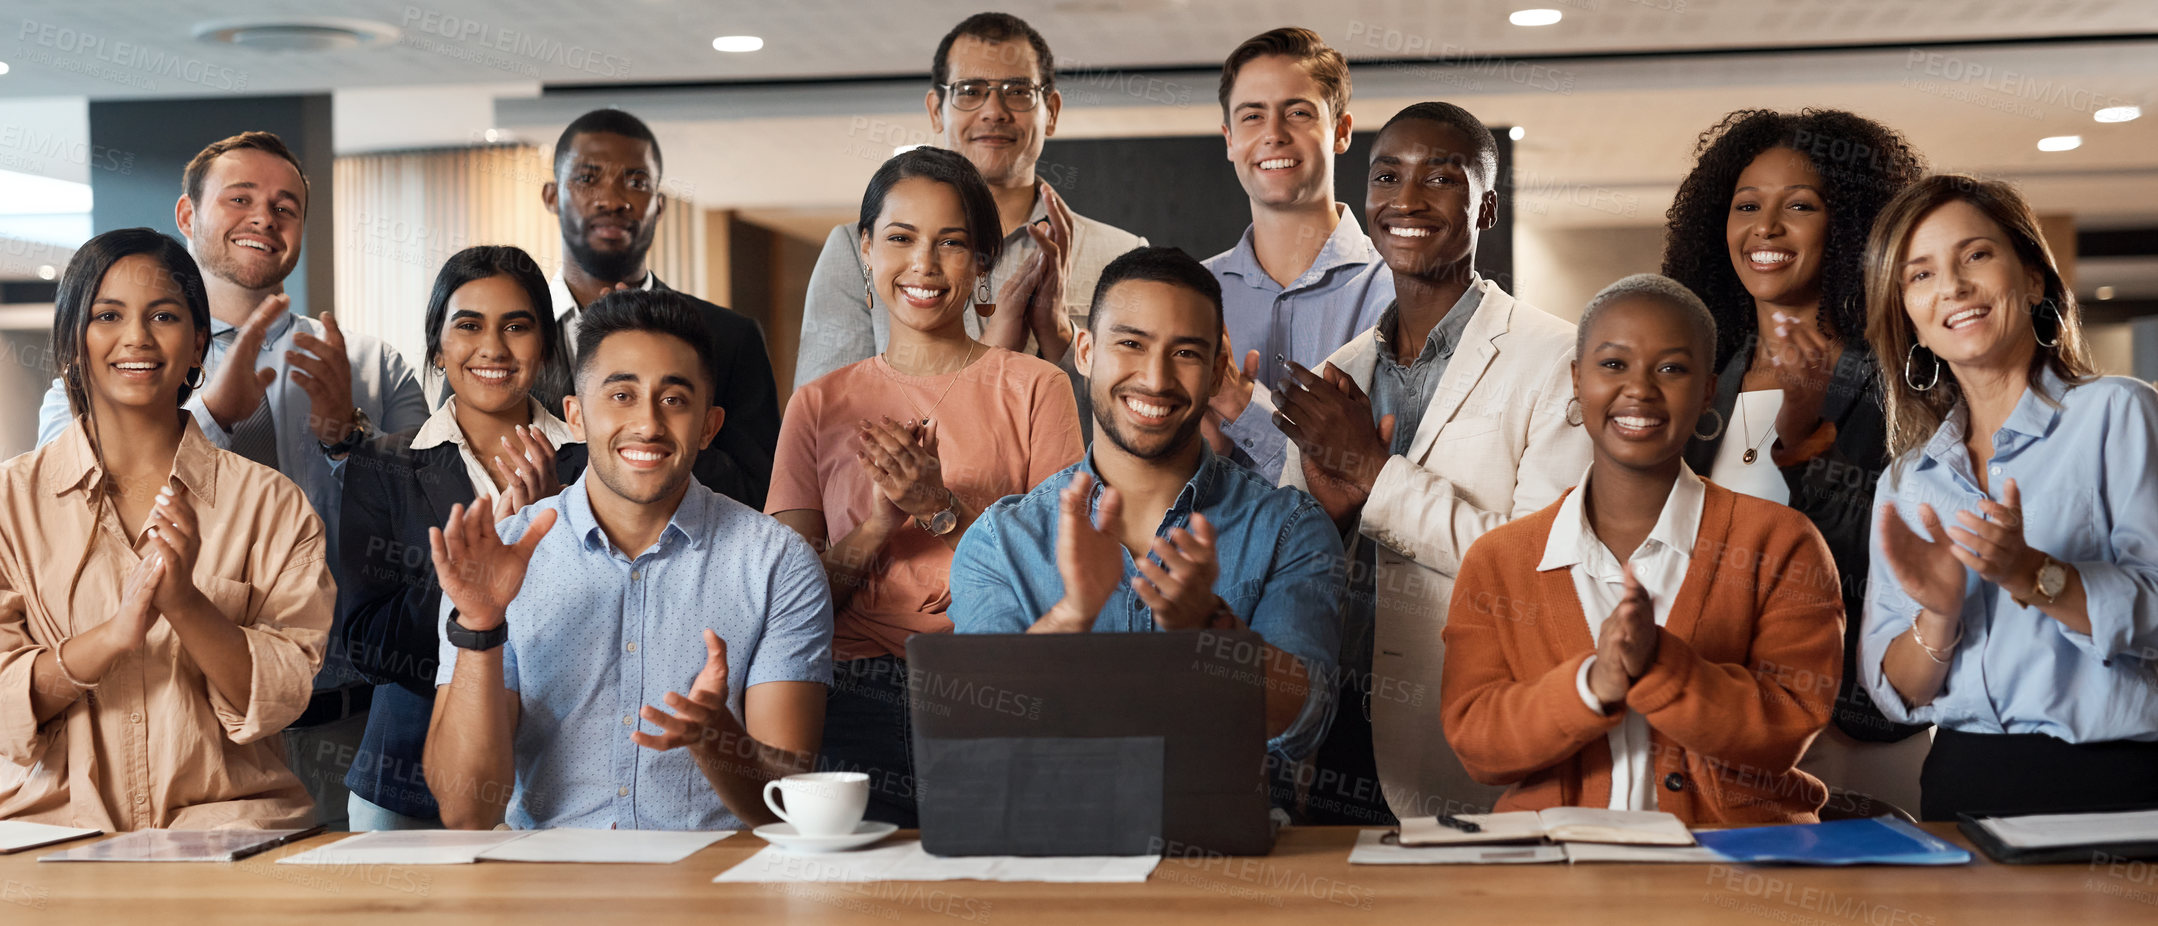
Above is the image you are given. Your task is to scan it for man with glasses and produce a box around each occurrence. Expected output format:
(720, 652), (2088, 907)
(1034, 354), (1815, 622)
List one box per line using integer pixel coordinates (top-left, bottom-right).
(793, 11), (1146, 392)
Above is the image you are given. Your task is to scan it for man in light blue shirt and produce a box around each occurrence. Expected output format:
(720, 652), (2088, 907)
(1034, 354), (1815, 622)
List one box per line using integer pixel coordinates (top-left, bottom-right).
(426, 291), (831, 831)
(1201, 28), (1394, 481)
(949, 247), (1344, 797)
(37, 132), (429, 828)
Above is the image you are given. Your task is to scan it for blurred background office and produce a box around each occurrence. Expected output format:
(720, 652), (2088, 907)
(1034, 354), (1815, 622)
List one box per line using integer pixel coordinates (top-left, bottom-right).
(2, 0), (2156, 458)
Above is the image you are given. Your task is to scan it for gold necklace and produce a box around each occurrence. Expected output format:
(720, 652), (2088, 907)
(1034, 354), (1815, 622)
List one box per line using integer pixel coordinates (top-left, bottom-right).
(1737, 393), (1777, 464)
(884, 339), (979, 427)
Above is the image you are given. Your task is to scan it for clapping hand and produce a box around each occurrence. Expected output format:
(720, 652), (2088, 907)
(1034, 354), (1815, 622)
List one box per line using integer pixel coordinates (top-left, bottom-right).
(1586, 563), (1659, 708)
(1042, 472), (1125, 633)
(1942, 478), (2043, 599)
(428, 495), (558, 631)
(1135, 513), (1222, 631)
(493, 425), (564, 515)
(196, 293), (286, 431)
(856, 416), (949, 519)
(289, 311), (358, 446)
(1876, 500), (1968, 621)
(143, 483), (205, 616)
(633, 629), (731, 753)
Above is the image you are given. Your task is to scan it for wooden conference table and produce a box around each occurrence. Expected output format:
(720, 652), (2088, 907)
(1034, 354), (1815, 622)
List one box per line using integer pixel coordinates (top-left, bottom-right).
(3, 825), (2151, 924)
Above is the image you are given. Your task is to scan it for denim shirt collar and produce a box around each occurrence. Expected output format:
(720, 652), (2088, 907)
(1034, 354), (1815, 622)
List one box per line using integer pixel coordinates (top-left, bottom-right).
(1076, 443), (1225, 531)
(1372, 275), (1484, 369)
(560, 474), (703, 558)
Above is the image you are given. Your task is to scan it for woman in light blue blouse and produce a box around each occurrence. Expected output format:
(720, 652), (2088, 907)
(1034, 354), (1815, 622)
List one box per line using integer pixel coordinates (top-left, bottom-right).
(1860, 174), (2158, 820)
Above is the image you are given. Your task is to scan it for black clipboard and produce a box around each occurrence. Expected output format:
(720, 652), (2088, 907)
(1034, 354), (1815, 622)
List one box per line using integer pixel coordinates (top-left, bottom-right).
(1957, 806), (2158, 865)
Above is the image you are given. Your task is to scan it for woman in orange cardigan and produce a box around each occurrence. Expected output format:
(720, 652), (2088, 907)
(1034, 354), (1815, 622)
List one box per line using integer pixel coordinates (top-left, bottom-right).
(1441, 274), (1845, 825)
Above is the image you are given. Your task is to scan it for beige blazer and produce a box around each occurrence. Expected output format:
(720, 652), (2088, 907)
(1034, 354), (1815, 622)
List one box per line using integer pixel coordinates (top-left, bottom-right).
(1284, 278), (1591, 820)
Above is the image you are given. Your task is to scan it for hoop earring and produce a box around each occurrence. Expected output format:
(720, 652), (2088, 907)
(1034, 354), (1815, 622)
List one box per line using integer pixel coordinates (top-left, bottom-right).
(1692, 408), (1725, 442)
(1904, 343), (1940, 393)
(184, 365), (207, 389)
(1564, 396), (1583, 427)
(2032, 298), (2063, 349)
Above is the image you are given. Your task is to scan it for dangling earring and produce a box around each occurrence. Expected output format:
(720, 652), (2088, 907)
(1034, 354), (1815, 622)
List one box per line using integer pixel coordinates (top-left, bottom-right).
(1564, 396), (1583, 427)
(1692, 408), (1725, 442)
(864, 275), (875, 311)
(2032, 297), (2063, 349)
(1904, 342), (1940, 392)
(184, 365), (207, 389)
(974, 276), (992, 307)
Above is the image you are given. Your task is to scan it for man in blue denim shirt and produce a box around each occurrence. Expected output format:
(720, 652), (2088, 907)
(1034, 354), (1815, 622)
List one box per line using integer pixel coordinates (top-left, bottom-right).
(950, 247), (1345, 785)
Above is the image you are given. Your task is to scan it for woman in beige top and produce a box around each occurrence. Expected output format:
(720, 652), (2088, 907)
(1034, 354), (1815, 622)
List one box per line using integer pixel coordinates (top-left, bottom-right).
(0, 228), (333, 830)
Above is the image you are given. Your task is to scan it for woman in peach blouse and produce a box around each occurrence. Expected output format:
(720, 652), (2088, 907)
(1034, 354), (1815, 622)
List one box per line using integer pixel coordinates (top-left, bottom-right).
(0, 228), (333, 829)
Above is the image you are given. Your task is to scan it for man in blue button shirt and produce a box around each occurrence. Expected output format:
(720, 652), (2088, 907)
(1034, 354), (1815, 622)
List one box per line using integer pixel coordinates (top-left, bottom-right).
(950, 246), (1345, 794)
(1201, 28), (1395, 482)
(424, 291), (832, 830)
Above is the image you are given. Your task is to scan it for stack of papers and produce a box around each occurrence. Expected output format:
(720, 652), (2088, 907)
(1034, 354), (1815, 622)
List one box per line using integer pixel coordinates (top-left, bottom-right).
(715, 840), (1159, 883)
(277, 829), (733, 866)
(0, 822), (101, 855)
(1972, 809), (2158, 850)
(1398, 808), (1696, 847)
(1349, 830), (1724, 865)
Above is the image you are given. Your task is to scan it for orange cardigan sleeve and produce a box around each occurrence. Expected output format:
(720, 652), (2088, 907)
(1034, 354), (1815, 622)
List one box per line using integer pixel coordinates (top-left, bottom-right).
(1441, 531), (1624, 787)
(1625, 518), (1843, 774)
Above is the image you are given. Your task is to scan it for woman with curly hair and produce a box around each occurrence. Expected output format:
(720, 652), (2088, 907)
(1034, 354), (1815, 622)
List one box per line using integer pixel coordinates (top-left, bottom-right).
(1661, 109), (1928, 816)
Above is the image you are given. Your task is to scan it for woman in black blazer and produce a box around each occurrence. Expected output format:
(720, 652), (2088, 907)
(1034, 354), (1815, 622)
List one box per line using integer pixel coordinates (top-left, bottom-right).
(1662, 109), (1928, 815)
(339, 246), (585, 829)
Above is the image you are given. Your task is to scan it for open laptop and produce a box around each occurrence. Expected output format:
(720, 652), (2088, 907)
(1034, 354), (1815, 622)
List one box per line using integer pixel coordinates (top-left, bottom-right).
(906, 629), (1276, 857)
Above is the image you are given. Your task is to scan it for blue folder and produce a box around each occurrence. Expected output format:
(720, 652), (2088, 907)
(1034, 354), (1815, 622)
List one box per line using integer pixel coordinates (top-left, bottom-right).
(1694, 817), (1972, 866)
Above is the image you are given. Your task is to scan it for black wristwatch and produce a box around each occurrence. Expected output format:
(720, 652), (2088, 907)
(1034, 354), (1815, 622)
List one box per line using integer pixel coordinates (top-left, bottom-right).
(320, 406), (370, 457)
(444, 609), (507, 651)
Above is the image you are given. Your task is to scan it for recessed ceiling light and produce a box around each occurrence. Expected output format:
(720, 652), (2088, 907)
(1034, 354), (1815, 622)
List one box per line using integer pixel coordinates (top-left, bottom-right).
(2037, 135), (2082, 152)
(2096, 285), (2116, 301)
(483, 128), (511, 143)
(2095, 105), (2142, 124)
(712, 35), (764, 53)
(193, 17), (400, 51)
(1508, 126), (1526, 141)
(1509, 9), (1563, 26)
(36, 265), (55, 281)
(0, 62), (11, 76)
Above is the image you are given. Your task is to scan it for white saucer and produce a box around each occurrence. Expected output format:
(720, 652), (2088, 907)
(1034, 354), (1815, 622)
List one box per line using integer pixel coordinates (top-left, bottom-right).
(754, 821), (898, 853)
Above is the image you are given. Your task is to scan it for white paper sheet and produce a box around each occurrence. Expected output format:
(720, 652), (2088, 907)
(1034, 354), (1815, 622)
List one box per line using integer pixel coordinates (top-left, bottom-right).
(714, 840), (1159, 883)
(0, 822), (101, 854)
(1347, 829), (1567, 865)
(1978, 809), (2158, 849)
(475, 829), (732, 864)
(277, 830), (530, 865)
(1561, 842), (1727, 863)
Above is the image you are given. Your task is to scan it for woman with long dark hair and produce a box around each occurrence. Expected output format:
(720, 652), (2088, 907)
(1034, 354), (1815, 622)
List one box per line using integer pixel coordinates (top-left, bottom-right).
(0, 228), (331, 828)
(339, 245), (586, 830)
(768, 147), (1083, 826)
(1661, 109), (1929, 815)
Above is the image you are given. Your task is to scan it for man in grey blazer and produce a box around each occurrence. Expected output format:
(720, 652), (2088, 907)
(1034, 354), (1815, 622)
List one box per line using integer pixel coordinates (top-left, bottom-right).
(1277, 103), (1591, 826)
(793, 12), (1144, 392)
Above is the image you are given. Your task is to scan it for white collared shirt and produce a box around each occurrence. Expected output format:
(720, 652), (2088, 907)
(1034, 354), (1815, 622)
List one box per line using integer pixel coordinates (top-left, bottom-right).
(549, 268), (656, 357)
(410, 396), (582, 500)
(1538, 462), (1707, 811)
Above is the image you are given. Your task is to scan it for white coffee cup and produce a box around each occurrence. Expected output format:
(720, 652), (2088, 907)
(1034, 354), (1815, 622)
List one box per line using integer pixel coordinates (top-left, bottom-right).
(762, 772), (870, 837)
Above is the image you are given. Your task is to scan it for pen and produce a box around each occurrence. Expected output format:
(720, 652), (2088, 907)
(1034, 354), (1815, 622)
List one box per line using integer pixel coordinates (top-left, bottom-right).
(1436, 813), (1482, 834)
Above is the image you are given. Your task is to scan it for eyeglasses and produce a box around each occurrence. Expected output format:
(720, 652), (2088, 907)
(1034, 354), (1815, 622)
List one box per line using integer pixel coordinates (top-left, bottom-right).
(937, 79), (1047, 112)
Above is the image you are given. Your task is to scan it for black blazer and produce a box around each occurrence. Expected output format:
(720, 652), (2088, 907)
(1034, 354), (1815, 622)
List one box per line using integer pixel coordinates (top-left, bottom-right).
(1683, 343), (1925, 744)
(652, 276), (780, 511)
(336, 428), (587, 818)
(339, 430), (590, 695)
